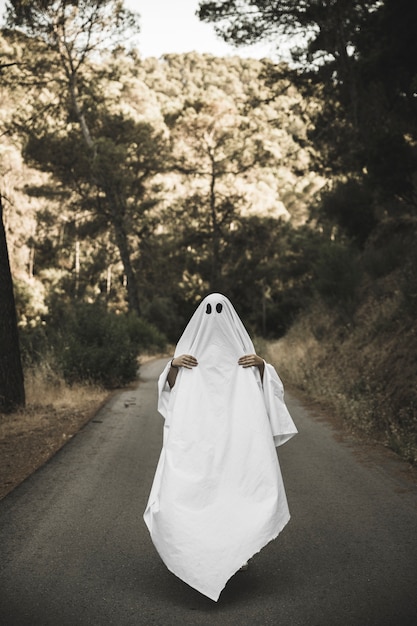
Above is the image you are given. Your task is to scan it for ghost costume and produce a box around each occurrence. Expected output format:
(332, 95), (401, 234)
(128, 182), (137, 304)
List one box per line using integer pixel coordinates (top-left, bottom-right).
(143, 293), (297, 601)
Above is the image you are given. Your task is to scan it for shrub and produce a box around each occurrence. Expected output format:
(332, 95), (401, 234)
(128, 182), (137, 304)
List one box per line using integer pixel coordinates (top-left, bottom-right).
(312, 242), (362, 314)
(362, 238), (405, 278)
(142, 296), (189, 344)
(124, 313), (166, 351)
(401, 247), (417, 314)
(18, 324), (50, 367)
(316, 180), (377, 247)
(56, 304), (166, 388)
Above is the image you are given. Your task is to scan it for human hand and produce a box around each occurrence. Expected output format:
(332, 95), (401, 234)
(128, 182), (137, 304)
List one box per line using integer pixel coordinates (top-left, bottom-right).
(171, 354), (198, 369)
(238, 354), (263, 368)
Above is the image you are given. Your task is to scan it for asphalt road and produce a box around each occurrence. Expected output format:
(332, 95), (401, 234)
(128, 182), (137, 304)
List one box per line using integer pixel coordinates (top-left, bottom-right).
(0, 358), (416, 626)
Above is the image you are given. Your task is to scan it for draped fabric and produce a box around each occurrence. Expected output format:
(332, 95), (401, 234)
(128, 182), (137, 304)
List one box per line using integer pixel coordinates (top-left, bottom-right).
(144, 294), (297, 601)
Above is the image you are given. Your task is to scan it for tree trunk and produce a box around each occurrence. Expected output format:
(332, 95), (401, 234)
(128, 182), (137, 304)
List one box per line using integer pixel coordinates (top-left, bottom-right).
(209, 156), (221, 287)
(110, 206), (141, 316)
(114, 226), (141, 315)
(0, 194), (25, 413)
(74, 238), (80, 296)
(67, 72), (141, 315)
(68, 73), (95, 151)
(334, 10), (359, 128)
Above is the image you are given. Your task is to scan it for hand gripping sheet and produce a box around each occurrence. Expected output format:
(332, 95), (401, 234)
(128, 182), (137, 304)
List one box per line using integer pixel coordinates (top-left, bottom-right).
(144, 293), (297, 601)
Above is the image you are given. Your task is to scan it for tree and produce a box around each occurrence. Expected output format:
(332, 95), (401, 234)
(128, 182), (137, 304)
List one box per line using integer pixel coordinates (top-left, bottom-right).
(352, 0), (417, 209)
(22, 106), (170, 313)
(0, 193), (25, 412)
(0, 34), (35, 413)
(1, 37), (326, 337)
(5, 0), (149, 314)
(199, 1), (417, 238)
(167, 97), (275, 288)
(198, 0), (381, 127)
(129, 52), (323, 319)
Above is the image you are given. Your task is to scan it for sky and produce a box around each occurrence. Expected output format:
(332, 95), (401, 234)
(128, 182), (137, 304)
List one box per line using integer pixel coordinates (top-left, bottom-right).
(130, 0), (277, 60)
(0, 0), (279, 60)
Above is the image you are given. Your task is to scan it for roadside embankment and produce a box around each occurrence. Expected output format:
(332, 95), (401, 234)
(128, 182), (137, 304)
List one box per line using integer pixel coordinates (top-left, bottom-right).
(267, 275), (417, 465)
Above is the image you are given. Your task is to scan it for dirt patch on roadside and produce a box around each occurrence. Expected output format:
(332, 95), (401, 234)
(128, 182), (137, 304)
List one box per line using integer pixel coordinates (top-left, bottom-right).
(0, 355), (164, 501)
(0, 394), (109, 501)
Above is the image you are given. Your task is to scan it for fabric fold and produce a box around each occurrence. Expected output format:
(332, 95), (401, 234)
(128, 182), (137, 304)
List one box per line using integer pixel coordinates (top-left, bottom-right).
(144, 293), (297, 601)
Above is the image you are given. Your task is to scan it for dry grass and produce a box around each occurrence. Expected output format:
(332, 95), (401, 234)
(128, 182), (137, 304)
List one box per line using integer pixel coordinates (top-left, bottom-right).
(0, 363), (109, 500)
(266, 278), (417, 466)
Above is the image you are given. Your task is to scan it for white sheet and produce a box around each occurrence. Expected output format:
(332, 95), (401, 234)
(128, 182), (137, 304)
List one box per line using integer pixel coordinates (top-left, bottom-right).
(144, 293), (297, 601)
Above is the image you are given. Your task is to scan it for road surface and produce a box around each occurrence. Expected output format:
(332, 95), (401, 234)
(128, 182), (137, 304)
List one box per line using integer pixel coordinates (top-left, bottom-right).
(0, 358), (416, 625)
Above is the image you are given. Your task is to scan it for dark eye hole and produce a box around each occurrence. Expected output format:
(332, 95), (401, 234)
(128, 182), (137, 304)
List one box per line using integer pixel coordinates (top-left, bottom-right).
(216, 303), (223, 313)
(206, 303), (212, 314)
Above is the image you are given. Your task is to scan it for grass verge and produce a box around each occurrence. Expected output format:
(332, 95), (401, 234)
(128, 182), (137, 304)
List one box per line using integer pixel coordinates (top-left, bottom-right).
(0, 363), (109, 500)
(266, 290), (417, 466)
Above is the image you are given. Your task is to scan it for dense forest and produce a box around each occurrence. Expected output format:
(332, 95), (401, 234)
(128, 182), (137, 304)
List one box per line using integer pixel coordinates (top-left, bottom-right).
(1, 1), (416, 463)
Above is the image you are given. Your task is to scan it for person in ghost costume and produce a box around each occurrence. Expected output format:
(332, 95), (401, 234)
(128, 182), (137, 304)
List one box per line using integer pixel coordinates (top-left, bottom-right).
(143, 293), (297, 601)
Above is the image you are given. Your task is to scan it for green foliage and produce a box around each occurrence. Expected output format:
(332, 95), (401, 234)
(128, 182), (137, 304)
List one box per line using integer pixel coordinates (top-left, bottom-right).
(3, 17), (324, 330)
(401, 244), (417, 315)
(198, 0), (381, 70)
(56, 304), (166, 388)
(1, 0), (416, 462)
(17, 302), (167, 388)
(362, 241), (405, 280)
(124, 313), (166, 352)
(60, 317), (136, 388)
(316, 180), (377, 247)
(367, 132), (417, 205)
(18, 323), (50, 367)
(217, 218), (320, 336)
(142, 296), (189, 345)
(3, 1), (417, 340)
(312, 243), (362, 312)
(6, 0), (140, 53)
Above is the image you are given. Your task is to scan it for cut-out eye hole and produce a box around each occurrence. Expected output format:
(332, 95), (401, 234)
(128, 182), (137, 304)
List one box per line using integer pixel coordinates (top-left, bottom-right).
(216, 303), (223, 313)
(206, 303), (212, 314)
